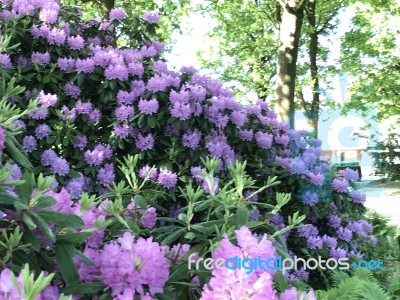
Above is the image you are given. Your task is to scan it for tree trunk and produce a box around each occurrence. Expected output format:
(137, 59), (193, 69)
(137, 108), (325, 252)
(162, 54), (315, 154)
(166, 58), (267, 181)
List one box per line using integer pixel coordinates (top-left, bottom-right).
(306, 0), (320, 137)
(276, 2), (304, 129)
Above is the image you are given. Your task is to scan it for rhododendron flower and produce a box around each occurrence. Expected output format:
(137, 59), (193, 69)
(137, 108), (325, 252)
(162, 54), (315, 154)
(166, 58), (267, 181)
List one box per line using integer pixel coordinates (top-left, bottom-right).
(142, 11), (159, 24)
(200, 226), (277, 300)
(109, 8), (126, 21)
(157, 170), (178, 188)
(0, 127), (5, 150)
(332, 178), (348, 192)
(279, 287), (316, 300)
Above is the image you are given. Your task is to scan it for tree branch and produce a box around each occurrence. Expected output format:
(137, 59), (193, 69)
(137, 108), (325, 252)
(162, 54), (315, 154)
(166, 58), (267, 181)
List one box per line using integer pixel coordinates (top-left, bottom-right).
(316, 8), (340, 34)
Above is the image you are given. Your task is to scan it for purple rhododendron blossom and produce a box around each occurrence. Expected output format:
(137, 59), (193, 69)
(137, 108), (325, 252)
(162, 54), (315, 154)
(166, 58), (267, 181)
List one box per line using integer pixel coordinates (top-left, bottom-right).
(142, 11), (159, 24)
(157, 170), (178, 188)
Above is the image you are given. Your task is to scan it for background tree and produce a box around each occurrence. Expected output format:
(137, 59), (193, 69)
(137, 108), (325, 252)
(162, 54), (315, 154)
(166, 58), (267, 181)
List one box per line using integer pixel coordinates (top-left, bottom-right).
(340, 0), (400, 123)
(198, 0), (344, 133)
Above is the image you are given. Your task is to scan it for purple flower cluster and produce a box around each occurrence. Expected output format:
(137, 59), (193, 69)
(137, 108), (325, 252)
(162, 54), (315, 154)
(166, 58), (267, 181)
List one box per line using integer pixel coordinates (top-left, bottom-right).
(0, 127), (5, 151)
(200, 226), (277, 299)
(84, 144), (113, 166)
(40, 149), (70, 176)
(80, 232), (170, 297)
(142, 11), (159, 24)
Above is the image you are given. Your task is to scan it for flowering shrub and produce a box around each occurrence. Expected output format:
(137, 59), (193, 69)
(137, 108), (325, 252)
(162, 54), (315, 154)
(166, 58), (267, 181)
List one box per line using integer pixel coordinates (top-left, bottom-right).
(0, 0), (386, 299)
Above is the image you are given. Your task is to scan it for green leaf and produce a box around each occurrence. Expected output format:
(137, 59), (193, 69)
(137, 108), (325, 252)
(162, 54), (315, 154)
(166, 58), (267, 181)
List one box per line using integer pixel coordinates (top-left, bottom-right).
(4, 136), (33, 169)
(162, 228), (184, 245)
(57, 232), (92, 244)
(22, 228), (40, 251)
(30, 212), (56, 242)
(134, 195), (147, 209)
(36, 211), (85, 228)
(22, 212), (37, 230)
(74, 249), (95, 267)
(55, 242), (80, 285)
(0, 191), (18, 208)
(236, 204), (249, 226)
(14, 172), (35, 203)
(33, 196), (56, 208)
(62, 283), (107, 295)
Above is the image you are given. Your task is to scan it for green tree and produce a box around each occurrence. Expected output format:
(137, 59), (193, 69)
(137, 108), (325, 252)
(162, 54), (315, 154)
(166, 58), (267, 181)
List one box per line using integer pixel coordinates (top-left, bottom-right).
(61, 0), (191, 46)
(198, 0), (344, 132)
(340, 0), (400, 122)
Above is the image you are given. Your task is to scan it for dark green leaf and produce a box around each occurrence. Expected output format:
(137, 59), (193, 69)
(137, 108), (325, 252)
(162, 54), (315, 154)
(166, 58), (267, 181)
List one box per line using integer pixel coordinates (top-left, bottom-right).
(236, 205), (249, 226)
(55, 242), (80, 285)
(57, 232), (92, 244)
(33, 196), (56, 208)
(14, 172), (35, 203)
(36, 211), (84, 228)
(30, 212), (56, 242)
(134, 195), (147, 209)
(62, 283), (107, 295)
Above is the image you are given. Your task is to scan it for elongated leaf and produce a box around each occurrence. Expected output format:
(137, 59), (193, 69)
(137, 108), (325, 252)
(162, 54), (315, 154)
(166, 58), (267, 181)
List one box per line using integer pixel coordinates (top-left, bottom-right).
(30, 212), (56, 242)
(0, 191), (18, 208)
(4, 134), (33, 169)
(22, 212), (37, 230)
(14, 172), (34, 203)
(57, 232), (92, 244)
(62, 283), (106, 295)
(162, 228), (184, 245)
(74, 249), (95, 267)
(36, 211), (84, 228)
(134, 195), (147, 209)
(55, 242), (80, 285)
(33, 196), (56, 208)
(236, 205), (249, 226)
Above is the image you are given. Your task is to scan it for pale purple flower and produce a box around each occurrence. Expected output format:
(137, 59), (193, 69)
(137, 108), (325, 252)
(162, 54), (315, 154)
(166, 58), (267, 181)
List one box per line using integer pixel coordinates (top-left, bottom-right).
(139, 165), (158, 180)
(279, 287), (316, 300)
(141, 207), (157, 228)
(298, 225), (318, 238)
(34, 124), (51, 139)
(22, 135), (37, 152)
(290, 157), (307, 175)
(67, 35), (84, 50)
(330, 247), (347, 259)
(350, 190), (366, 204)
(0, 127), (5, 150)
(113, 124), (132, 139)
(181, 129), (201, 150)
(31, 51), (50, 65)
(157, 170), (178, 189)
(109, 8), (126, 21)
(51, 157), (70, 176)
(115, 105), (134, 122)
(332, 178), (348, 193)
(138, 99), (159, 115)
(38, 91), (57, 107)
(239, 129), (253, 141)
(322, 235), (338, 249)
(255, 132), (273, 149)
(307, 172), (324, 186)
(73, 135), (87, 150)
(307, 236), (323, 249)
(142, 11), (159, 24)
(337, 226), (352, 242)
(104, 64), (129, 80)
(64, 82), (81, 98)
(0, 54), (12, 69)
(338, 168), (359, 182)
(41, 149), (58, 166)
(97, 163), (115, 185)
(135, 133), (154, 150)
(57, 57), (75, 70)
(327, 214), (342, 228)
(75, 58), (95, 73)
(117, 90), (136, 105)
